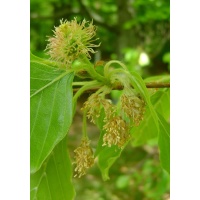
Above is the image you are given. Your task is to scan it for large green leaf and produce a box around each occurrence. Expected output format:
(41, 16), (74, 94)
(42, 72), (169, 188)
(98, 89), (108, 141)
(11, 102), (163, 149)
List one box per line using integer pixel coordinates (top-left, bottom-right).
(30, 137), (76, 200)
(30, 54), (74, 173)
(131, 89), (170, 146)
(157, 113), (170, 174)
(30, 54), (72, 97)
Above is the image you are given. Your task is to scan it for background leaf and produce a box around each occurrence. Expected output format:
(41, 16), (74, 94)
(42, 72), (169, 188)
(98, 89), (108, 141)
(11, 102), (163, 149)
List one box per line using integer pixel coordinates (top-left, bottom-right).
(131, 107), (158, 146)
(30, 136), (76, 200)
(131, 88), (170, 146)
(157, 113), (170, 174)
(30, 55), (74, 173)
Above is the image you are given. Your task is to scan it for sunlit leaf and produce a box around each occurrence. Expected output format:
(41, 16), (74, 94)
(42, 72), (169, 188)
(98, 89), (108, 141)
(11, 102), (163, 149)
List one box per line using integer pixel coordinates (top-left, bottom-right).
(30, 54), (74, 173)
(30, 52), (64, 69)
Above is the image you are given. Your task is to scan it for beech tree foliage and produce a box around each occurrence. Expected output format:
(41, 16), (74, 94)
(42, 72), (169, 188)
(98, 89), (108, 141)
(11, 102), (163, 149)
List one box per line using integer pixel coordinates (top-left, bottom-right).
(30, 18), (170, 200)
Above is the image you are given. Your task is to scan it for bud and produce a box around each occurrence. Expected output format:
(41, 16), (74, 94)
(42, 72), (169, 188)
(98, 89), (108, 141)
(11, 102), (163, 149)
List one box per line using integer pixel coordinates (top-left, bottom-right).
(103, 116), (130, 148)
(73, 138), (94, 178)
(46, 18), (100, 68)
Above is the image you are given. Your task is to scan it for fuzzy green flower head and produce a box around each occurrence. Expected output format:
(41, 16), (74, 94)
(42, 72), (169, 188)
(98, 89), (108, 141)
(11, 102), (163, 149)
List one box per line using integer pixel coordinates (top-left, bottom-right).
(46, 17), (100, 68)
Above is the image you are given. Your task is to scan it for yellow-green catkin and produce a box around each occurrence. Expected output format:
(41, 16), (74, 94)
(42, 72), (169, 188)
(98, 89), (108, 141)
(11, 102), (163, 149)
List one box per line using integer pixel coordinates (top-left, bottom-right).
(121, 93), (146, 126)
(82, 93), (102, 124)
(82, 93), (115, 124)
(73, 138), (94, 178)
(103, 116), (130, 148)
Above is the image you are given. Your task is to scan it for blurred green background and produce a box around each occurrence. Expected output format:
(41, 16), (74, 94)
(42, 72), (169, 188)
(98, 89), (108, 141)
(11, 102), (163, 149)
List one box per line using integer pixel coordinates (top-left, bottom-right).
(31, 0), (170, 199)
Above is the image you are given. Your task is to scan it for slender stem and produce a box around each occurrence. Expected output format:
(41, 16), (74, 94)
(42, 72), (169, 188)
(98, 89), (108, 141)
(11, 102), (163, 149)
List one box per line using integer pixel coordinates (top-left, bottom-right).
(87, 66), (108, 83)
(76, 55), (108, 83)
(72, 81), (89, 86)
(73, 81), (102, 101)
(72, 80), (103, 114)
(82, 111), (88, 139)
(104, 60), (128, 78)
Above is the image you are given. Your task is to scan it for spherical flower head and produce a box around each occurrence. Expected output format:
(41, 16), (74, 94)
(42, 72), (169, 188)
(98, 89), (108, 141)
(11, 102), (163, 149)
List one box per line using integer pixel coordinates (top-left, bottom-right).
(73, 138), (94, 178)
(103, 116), (130, 148)
(46, 18), (100, 68)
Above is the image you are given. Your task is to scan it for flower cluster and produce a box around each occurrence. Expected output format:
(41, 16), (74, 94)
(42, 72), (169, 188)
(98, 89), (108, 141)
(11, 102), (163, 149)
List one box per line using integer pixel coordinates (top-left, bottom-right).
(73, 138), (94, 178)
(121, 93), (146, 126)
(103, 116), (130, 148)
(82, 93), (102, 124)
(75, 89), (146, 177)
(82, 93), (115, 124)
(46, 18), (99, 68)
(82, 92), (131, 149)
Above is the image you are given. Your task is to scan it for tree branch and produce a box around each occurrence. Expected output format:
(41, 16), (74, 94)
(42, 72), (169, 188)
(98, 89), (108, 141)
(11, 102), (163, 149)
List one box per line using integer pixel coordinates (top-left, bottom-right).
(73, 82), (170, 93)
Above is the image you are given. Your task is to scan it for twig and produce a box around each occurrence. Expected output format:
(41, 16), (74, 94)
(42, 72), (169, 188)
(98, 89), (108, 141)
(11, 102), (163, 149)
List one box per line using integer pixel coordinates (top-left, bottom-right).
(73, 82), (170, 93)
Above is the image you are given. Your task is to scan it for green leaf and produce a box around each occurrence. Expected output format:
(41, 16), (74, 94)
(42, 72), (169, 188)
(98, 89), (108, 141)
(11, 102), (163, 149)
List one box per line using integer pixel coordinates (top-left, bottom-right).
(30, 137), (76, 200)
(97, 143), (122, 181)
(131, 89), (170, 146)
(151, 89), (170, 121)
(30, 54), (74, 173)
(30, 57), (72, 97)
(157, 113), (170, 174)
(30, 52), (65, 69)
(131, 107), (158, 146)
